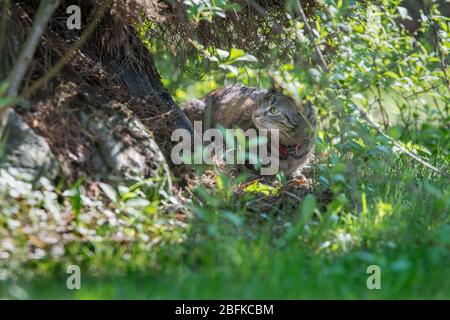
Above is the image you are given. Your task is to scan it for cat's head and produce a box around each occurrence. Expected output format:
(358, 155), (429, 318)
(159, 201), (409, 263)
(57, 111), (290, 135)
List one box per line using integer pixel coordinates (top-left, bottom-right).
(252, 90), (316, 146)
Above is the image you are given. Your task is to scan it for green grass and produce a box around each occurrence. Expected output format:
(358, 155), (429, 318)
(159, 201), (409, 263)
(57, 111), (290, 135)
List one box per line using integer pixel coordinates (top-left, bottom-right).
(6, 246), (450, 299)
(1, 163), (449, 299)
(4, 242), (450, 299)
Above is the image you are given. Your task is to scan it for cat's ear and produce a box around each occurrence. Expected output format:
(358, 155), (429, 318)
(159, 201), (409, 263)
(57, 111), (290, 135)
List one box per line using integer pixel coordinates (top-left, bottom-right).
(260, 89), (275, 104)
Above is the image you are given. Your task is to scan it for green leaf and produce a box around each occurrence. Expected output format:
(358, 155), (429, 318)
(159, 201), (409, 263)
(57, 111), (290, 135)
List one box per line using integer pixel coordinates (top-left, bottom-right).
(300, 194), (316, 221)
(216, 175), (224, 190)
(99, 183), (118, 203)
(236, 53), (258, 62)
(222, 211), (243, 226)
(125, 197), (151, 207)
(384, 71), (399, 79)
(229, 48), (245, 61)
(0, 97), (18, 109)
(216, 48), (229, 59)
(397, 6), (409, 20)
(352, 93), (366, 104)
(219, 64), (239, 76)
(245, 180), (279, 196)
(386, 125), (403, 139)
(0, 82), (9, 96)
(308, 68), (321, 82)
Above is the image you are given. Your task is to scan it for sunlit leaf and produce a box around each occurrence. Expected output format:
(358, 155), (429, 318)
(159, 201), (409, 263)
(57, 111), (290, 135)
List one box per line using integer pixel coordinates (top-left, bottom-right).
(99, 183), (118, 203)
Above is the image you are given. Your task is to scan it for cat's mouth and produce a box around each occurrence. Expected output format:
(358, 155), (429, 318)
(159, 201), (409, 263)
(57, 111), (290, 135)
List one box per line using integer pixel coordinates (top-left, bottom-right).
(252, 115), (265, 128)
(253, 116), (293, 145)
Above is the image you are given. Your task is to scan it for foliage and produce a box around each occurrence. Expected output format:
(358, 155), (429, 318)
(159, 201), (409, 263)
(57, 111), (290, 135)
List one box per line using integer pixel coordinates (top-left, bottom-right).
(0, 169), (186, 281)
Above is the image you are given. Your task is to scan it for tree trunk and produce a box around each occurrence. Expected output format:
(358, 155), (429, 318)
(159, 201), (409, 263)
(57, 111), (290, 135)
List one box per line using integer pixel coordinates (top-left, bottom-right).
(0, 1), (193, 186)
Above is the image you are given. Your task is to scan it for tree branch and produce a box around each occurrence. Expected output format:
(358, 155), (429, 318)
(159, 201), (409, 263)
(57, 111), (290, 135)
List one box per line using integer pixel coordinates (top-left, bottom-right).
(0, 0), (60, 139)
(296, 0), (329, 72)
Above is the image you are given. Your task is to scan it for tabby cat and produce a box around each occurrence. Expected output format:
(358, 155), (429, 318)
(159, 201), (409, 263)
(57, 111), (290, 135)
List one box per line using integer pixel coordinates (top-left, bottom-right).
(182, 84), (316, 176)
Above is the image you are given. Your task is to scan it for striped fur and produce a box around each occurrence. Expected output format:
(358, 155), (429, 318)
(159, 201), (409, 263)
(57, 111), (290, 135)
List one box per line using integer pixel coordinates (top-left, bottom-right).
(182, 84), (316, 176)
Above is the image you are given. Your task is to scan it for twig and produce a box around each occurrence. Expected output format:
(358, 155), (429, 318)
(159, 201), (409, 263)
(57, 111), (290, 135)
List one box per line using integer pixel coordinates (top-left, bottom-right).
(355, 105), (450, 179)
(280, 190), (304, 202)
(375, 84), (389, 128)
(404, 84), (441, 99)
(296, 0), (329, 72)
(421, 0), (450, 91)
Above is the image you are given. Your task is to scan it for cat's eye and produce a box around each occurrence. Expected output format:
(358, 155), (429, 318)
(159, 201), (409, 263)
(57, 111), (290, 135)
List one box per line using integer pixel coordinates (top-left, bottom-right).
(269, 107), (278, 114)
